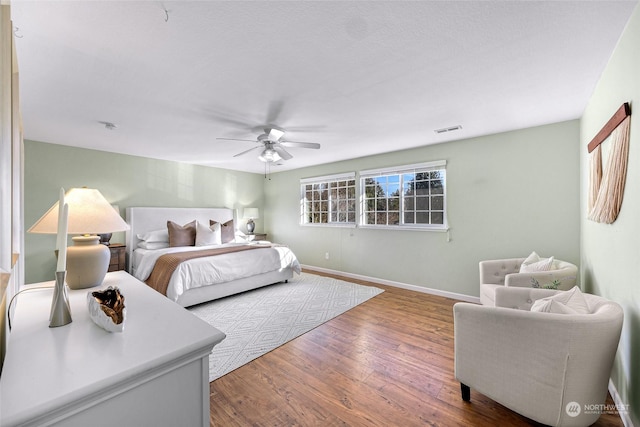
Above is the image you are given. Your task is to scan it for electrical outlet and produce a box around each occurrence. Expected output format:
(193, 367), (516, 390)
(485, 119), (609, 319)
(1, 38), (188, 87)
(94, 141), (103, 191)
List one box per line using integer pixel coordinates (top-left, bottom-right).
(325, 252), (330, 260)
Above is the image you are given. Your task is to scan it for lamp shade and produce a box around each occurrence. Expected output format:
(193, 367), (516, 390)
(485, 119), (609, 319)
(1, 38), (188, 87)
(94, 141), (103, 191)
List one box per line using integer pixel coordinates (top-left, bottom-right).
(243, 208), (259, 219)
(29, 188), (130, 289)
(29, 188), (129, 235)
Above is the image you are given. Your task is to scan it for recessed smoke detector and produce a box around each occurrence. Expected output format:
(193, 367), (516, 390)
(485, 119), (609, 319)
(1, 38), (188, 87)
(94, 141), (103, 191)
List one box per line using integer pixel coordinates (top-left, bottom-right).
(434, 125), (462, 134)
(99, 121), (118, 130)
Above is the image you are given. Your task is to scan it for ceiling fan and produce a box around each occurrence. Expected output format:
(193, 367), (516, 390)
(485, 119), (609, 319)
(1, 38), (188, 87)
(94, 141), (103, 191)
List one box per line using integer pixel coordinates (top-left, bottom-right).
(216, 127), (320, 163)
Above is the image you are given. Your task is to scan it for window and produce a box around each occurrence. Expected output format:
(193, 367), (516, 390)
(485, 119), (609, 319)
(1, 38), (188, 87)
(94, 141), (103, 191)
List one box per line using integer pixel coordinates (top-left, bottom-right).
(300, 173), (356, 226)
(360, 161), (446, 229)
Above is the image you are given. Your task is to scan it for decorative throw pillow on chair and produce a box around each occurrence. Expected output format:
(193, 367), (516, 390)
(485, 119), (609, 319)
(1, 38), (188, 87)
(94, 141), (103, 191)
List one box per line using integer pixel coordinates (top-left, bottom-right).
(530, 286), (590, 314)
(519, 251), (555, 273)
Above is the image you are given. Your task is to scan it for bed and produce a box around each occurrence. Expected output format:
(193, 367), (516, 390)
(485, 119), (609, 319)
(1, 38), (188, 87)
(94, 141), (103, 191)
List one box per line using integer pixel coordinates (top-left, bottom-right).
(125, 207), (300, 307)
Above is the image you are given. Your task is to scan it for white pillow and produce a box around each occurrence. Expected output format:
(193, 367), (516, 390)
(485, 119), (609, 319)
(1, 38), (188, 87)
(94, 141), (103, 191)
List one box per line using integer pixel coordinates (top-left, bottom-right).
(195, 221), (222, 246)
(136, 228), (169, 243)
(137, 241), (170, 250)
(530, 286), (590, 314)
(520, 256), (554, 273)
(522, 251), (541, 266)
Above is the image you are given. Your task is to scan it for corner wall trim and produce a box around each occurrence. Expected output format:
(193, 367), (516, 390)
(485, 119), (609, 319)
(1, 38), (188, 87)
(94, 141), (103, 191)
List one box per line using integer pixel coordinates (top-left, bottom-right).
(301, 264), (480, 304)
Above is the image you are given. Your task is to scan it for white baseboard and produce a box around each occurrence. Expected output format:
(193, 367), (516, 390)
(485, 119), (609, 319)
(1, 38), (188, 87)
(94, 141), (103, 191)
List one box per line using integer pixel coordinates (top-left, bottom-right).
(609, 379), (635, 427)
(301, 264), (480, 304)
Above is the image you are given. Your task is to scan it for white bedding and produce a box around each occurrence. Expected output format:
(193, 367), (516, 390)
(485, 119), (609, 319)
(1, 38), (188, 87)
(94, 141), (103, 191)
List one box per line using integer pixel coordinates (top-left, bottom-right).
(133, 243), (301, 303)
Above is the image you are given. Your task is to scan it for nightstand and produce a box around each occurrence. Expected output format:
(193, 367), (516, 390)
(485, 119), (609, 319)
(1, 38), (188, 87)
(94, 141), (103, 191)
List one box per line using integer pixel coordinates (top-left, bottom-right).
(247, 233), (267, 241)
(107, 243), (126, 272)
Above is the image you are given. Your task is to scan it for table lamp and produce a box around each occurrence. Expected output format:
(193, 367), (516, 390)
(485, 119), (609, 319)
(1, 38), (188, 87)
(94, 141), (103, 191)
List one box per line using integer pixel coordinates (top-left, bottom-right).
(243, 207), (259, 234)
(29, 188), (130, 289)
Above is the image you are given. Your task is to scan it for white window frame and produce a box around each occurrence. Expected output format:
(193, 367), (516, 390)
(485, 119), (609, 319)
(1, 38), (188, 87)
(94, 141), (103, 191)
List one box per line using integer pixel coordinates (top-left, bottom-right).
(300, 172), (357, 227)
(359, 160), (447, 231)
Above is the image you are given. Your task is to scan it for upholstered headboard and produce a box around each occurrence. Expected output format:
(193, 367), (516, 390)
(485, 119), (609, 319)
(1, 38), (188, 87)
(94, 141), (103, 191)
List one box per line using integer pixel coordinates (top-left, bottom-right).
(125, 207), (235, 273)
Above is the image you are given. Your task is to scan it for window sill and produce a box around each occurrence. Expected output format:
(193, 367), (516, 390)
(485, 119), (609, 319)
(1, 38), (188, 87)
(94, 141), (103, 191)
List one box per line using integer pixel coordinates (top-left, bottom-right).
(300, 223), (357, 229)
(357, 224), (449, 232)
(299, 223), (448, 232)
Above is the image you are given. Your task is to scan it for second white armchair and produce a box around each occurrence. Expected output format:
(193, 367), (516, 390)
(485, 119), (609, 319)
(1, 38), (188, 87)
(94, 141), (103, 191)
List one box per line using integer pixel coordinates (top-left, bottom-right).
(479, 254), (578, 306)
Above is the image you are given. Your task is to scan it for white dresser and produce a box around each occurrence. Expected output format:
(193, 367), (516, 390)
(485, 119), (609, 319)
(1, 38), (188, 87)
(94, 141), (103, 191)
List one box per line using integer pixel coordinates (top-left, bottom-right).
(0, 271), (226, 427)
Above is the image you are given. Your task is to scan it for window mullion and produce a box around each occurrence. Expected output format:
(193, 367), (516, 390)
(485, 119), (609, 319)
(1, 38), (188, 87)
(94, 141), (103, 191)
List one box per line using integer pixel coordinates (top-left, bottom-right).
(399, 174), (405, 225)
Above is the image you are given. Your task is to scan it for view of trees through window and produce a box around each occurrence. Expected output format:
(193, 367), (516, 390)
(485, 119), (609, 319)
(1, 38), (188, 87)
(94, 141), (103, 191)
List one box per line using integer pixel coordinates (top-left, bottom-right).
(301, 165), (445, 228)
(302, 178), (356, 224)
(362, 170), (445, 226)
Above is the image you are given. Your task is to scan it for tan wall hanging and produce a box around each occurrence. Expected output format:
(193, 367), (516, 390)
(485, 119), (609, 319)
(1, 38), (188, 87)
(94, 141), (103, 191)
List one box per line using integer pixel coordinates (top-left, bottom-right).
(587, 102), (632, 224)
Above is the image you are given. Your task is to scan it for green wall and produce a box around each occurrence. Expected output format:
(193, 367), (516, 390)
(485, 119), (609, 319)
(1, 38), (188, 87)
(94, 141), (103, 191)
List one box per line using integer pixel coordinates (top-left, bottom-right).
(580, 3), (640, 425)
(26, 120), (581, 296)
(24, 140), (264, 284)
(265, 120), (581, 299)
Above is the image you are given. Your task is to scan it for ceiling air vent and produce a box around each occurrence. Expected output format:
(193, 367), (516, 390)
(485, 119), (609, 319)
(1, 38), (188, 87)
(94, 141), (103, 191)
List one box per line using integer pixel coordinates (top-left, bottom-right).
(434, 125), (462, 134)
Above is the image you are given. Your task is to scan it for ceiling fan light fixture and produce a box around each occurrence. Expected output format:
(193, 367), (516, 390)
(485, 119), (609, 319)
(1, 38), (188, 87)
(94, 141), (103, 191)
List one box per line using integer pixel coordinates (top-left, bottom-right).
(258, 147), (281, 163)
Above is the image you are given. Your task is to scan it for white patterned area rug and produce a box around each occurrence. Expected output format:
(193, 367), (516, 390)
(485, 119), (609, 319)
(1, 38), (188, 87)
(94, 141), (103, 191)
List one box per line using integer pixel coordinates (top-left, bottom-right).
(188, 272), (384, 382)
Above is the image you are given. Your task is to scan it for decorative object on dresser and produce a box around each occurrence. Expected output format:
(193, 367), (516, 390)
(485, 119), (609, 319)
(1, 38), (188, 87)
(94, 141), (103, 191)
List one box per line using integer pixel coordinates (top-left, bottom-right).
(49, 188), (72, 327)
(243, 207), (259, 233)
(29, 188), (130, 289)
(87, 286), (126, 332)
(108, 243), (126, 271)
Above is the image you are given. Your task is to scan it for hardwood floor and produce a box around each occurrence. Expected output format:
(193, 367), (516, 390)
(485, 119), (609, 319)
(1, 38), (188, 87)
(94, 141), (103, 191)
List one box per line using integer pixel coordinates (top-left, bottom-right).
(209, 271), (624, 426)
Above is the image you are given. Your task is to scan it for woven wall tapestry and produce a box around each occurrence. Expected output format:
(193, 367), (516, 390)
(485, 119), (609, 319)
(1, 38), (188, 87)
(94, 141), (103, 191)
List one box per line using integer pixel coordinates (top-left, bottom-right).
(588, 113), (631, 224)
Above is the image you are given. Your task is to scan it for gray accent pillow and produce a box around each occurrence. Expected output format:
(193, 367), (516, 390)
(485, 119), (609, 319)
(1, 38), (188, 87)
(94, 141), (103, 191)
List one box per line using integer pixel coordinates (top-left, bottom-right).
(167, 220), (196, 247)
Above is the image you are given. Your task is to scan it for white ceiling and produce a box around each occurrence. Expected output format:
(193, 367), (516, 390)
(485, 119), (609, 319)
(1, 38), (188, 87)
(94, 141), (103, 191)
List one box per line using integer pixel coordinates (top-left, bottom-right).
(10, 1), (638, 174)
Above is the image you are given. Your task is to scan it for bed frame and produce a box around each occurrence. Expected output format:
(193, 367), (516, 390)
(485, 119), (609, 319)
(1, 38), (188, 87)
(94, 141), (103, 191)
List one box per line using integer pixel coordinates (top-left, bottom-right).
(125, 207), (293, 307)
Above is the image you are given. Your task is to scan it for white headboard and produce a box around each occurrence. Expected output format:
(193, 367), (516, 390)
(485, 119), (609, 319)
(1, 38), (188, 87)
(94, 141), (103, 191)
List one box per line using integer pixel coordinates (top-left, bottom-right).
(125, 207), (235, 272)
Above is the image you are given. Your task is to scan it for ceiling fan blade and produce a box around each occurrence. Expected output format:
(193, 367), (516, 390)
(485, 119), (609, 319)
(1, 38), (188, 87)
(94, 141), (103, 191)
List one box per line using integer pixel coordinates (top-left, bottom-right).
(233, 146), (263, 157)
(265, 100), (285, 125)
(273, 145), (293, 160)
(216, 137), (258, 143)
(280, 141), (321, 149)
(267, 127), (285, 141)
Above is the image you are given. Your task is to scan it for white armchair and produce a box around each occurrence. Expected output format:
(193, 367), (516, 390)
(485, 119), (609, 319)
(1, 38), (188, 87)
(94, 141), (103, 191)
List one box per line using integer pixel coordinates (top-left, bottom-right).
(479, 256), (578, 306)
(454, 287), (623, 427)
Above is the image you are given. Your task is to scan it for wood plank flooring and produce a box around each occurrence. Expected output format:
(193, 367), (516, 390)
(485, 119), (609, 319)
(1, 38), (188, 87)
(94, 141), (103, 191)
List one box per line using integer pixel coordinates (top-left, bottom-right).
(209, 271), (624, 426)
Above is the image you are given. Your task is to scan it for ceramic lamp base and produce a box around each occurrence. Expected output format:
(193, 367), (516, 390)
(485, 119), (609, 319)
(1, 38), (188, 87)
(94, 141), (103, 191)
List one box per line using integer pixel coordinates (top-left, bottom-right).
(66, 235), (110, 289)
